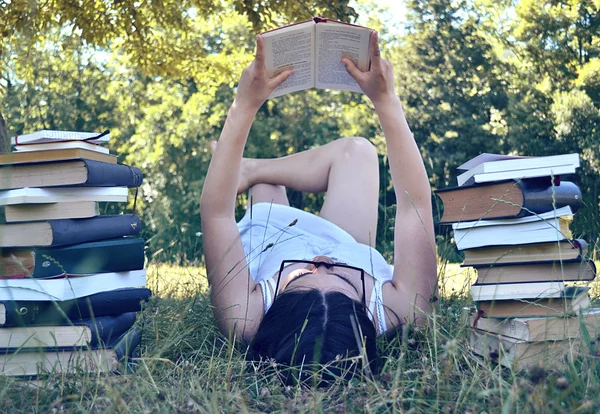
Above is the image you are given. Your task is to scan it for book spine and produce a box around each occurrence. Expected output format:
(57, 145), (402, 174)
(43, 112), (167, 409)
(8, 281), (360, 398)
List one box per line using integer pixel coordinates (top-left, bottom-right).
(521, 181), (583, 214)
(82, 160), (143, 188)
(32, 238), (145, 278)
(0, 288), (151, 326)
(49, 215), (142, 247)
(86, 312), (138, 347)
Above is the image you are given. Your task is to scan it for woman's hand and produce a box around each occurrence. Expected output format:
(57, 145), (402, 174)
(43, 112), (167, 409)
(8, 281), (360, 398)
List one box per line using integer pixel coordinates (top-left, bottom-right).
(234, 35), (294, 112)
(342, 32), (398, 108)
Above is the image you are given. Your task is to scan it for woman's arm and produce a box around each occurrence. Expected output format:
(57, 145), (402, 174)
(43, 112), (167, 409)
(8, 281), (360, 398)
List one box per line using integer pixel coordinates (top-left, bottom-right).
(200, 36), (293, 340)
(343, 33), (437, 326)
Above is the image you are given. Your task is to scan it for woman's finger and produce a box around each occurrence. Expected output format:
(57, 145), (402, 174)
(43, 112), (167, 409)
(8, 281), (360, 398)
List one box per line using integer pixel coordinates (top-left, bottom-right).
(369, 31), (382, 69)
(254, 35), (266, 73)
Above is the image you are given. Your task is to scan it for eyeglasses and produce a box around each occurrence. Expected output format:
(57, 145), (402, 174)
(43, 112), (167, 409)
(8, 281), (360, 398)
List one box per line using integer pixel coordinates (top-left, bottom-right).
(274, 260), (366, 310)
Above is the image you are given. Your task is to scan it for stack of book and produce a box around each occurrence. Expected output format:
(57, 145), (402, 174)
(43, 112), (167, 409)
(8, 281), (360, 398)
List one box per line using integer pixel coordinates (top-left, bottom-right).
(0, 130), (151, 377)
(436, 153), (599, 370)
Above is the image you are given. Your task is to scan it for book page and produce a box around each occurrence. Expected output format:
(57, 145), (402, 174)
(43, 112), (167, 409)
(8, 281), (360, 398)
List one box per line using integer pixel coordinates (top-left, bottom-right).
(314, 22), (371, 92)
(263, 21), (315, 98)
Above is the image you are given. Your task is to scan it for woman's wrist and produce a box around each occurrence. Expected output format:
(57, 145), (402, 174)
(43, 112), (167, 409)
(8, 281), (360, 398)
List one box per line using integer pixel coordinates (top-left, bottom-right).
(372, 94), (403, 115)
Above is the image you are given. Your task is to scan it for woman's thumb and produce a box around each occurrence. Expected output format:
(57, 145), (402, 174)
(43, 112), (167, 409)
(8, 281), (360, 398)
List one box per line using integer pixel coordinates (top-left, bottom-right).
(342, 58), (362, 81)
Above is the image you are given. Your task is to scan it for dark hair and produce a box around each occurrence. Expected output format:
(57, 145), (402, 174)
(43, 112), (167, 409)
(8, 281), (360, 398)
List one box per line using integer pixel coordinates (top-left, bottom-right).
(247, 289), (378, 384)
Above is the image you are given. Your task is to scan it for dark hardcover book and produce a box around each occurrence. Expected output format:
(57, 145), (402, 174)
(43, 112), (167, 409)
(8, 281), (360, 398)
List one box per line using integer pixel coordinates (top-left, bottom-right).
(85, 312), (138, 348)
(0, 214), (142, 247)
(0, 287), (152, 327)
(1, 238), (145, 278)
(435, 178), (582, 223)
(112, 327), (142, 367)
(0, 159), (143, 190)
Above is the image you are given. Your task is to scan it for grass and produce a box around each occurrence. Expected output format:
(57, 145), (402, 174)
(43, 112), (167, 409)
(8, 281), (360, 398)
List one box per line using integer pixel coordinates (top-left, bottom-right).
(1, 261), (600, 412)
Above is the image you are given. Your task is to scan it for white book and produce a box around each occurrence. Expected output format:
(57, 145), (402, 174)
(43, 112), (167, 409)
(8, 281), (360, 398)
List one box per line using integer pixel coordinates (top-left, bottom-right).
(263, 18), (372, 98)
(459, 165), (578, 186)
(452, 206), (573, 230)
(457, 153), (580, 186)
(11, 130), (110, 145)
(471, 281), (565, 301)
(452, 207), (573, 250)
(0, 270), (146, 301)
(14, 141), (110, 154)
(0, 187), (128, 205)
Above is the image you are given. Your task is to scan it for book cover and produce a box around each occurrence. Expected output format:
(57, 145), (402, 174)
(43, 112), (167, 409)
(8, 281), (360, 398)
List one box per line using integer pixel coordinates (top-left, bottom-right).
(0, 159), (142, 190)
(0, 187), (128, 205)
(0, 269), (146, 301)
(0, 327), (141, 377)
(436, 180), (582, 223)
(0, 312), (137, 349)
(0, 238), (145, 279)
(0, 287), (152, 326)
(0, 214), (142, 247)
(0, 148), (116, 166)
(11, 130), (111, 145)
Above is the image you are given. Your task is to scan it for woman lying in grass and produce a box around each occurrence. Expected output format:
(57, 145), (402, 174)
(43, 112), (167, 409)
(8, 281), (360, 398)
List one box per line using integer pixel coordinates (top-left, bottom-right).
(200, 32), (437, 381)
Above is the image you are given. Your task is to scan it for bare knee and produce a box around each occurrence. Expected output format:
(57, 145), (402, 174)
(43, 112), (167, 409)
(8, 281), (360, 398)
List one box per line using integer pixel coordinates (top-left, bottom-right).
(341, 137), (378, 165)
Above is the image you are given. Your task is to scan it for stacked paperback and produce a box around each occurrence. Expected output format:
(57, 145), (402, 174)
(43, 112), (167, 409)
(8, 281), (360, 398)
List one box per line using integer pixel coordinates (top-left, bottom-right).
(436, 153), (598, 369)
(0, 130), (151, 377)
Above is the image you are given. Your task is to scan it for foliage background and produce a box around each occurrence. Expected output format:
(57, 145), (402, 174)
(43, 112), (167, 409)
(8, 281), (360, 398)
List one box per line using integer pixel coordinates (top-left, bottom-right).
(1, 0), (598, 263)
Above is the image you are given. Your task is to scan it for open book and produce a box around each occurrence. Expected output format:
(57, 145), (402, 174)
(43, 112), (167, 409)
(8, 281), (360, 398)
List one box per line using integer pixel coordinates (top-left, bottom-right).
(262, 17), (373, 98)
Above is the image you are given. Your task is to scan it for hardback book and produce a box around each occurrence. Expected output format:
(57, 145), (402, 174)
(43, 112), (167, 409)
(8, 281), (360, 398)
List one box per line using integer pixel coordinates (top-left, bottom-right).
(0, 287), (152, 326)
(456, 153), (580, 186)
(476, 286), (590, 318)
(471, 281), (566, 301)
(474, 260), (596, 284)
(0, 148), (116, 165)
(452, 206), (573, 250)
(0, 269), (146, 301)
(469, 328), (581, 370)
(462, 239), (588, 266)
(435, 179), (582, 223)
(0, 312), (137, 349)
(15, 141), (109, 154)
(0, 159), (142, 190)
(11, 130), (111, 145)
(0, 327), (141, 377)
(262, 17), (373, 98)
(0, 214), (142, 247)
(4, 201), (99, 222)
(0, 187), (128, 205)
(470, 308), (600, 342)
(0, 238), (145, 279)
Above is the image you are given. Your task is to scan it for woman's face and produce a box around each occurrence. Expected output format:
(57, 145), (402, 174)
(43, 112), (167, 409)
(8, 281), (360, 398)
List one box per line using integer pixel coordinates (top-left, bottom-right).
(279, 256), (363, 302)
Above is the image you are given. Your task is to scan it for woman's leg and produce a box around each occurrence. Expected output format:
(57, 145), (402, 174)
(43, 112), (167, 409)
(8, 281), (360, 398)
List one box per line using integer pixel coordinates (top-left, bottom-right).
(242, 137), (379, 246)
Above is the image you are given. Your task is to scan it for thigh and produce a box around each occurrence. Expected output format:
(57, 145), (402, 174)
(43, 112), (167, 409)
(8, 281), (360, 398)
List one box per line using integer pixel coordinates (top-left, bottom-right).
(319, 137), (379, 247)
(248, 183), (290, 207)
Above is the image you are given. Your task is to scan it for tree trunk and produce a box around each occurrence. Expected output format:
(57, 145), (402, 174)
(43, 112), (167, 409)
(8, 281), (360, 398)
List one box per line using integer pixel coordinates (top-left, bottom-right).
(0, 111), (9, 153)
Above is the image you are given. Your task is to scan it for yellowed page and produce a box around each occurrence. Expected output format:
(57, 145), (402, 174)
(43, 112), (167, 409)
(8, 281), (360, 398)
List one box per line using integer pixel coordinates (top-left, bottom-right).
(314, 22), (371, 92)
(263, 21), (316, 98)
